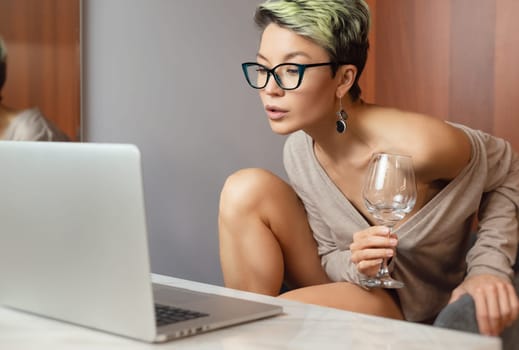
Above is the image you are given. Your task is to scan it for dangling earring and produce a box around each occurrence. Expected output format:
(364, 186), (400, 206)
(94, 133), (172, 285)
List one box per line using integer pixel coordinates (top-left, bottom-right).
(336, 97), (348, 134)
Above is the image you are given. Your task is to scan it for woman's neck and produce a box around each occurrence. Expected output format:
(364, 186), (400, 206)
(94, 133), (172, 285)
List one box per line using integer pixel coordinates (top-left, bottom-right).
(308, 98), (374, 164)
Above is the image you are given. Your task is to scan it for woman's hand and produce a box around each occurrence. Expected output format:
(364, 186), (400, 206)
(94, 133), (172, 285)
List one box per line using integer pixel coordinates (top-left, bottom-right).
(349, 226), (398, 276)
(449, 274), (519, 336)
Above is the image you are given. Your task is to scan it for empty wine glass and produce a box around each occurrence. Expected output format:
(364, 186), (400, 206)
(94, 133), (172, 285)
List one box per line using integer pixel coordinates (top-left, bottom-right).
(361, 153), (417, 289)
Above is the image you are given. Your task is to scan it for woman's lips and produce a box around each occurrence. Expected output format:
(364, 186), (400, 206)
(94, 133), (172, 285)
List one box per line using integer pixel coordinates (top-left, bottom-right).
(265, 105), (288, 120)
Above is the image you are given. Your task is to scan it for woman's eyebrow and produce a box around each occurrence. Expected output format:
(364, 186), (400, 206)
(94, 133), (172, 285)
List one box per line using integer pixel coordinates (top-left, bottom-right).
(256, 51), (312, 63)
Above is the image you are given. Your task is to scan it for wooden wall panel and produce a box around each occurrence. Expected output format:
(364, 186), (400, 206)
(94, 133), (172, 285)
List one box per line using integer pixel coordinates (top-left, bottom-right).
(449, 0), (495, 132)
(494, 0), (519, 152)
(359, 0), (376, 103)
(373, 0), (450, 120)
(0, 0), (80, 140)
(359, 0), (519, 152)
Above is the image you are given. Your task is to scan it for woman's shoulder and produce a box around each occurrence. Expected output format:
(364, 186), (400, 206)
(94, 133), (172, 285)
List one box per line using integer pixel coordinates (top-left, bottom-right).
(6, 108), (69, 141)
(283, 131), (313, 169)
(365, 106), (472, 181)
(284, 130), (311, 156)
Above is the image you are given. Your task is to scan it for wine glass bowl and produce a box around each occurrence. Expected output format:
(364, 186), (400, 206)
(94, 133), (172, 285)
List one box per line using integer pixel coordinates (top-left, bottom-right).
(360, 153), (417, 289)
(364, 196), (415, 224)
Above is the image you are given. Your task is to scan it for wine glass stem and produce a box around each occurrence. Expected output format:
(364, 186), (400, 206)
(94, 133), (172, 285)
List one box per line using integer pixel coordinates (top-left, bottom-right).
(377, 223), (395, 277)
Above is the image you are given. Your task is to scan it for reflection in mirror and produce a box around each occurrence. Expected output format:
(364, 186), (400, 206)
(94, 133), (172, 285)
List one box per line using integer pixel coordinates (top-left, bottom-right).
(0, 0), (80, 141)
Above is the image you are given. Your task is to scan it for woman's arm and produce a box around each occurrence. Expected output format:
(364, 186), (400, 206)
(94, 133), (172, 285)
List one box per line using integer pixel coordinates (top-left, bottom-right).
(451, 129), (519, 336)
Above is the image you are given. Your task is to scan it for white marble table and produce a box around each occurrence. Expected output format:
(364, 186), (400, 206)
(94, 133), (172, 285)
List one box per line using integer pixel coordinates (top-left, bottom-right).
(0, 274), (500, 349)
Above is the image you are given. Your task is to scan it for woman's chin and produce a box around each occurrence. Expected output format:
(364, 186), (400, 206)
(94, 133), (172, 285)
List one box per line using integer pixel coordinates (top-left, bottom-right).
(270, 128), (297, 136)
(269, 122), (298, 135)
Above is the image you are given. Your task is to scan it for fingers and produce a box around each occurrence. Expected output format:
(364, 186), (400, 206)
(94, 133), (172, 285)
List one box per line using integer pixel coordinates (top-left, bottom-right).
(474, 285), (500, 336)
(350, 246), (396, 268)
(456, 275), (519, 336)
(354, 249), (394, 276)
(350, 226), (397, 276)
(356, 258), (383, 277)
(507, 283), (519, 327)
(352, 226), (391, 242)
(350, 226), (395, 252)
(500, 283), (519, 328)
(473, 281), (519, 336)
(496, 283), (512, 327)
(351, 247), (394, 263)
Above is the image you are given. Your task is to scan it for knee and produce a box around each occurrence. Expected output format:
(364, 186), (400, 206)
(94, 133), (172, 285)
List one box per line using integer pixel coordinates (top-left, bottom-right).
(219, 168), (284, 217)
(433, 294), (479, 333)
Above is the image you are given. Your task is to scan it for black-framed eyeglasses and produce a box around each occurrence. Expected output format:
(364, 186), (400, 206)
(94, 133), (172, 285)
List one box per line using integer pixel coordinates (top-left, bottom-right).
(241, 62), (343, 90)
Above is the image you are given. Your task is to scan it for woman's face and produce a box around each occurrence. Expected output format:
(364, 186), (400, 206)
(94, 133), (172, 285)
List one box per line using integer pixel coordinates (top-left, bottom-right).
(256, 23), (340, 135)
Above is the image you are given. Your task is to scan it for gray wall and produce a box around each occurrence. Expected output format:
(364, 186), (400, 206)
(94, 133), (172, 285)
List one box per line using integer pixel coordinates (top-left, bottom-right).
(82, 0), (286, 285)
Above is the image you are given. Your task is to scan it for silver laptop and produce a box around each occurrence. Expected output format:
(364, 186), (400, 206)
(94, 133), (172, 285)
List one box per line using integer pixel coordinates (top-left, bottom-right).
(0, 141), (282, 343)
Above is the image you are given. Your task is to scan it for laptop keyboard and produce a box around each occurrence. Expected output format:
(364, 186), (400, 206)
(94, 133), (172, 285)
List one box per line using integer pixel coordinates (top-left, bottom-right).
(155, 304), (209, 327)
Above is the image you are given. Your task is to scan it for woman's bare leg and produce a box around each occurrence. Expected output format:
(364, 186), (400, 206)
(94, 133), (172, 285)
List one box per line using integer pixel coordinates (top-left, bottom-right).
(219, 168), (403, 320)
(281, 282), (404, 320)
(218, 168), (330, 295)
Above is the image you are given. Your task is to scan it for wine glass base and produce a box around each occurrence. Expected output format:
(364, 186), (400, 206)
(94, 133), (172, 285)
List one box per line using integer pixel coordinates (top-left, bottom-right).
(360, 277), (405, 289)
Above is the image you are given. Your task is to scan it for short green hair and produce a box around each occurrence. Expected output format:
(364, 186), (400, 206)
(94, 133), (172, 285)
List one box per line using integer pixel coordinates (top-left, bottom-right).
(254, 0), (370, 101)
(0, 37), (6, 91)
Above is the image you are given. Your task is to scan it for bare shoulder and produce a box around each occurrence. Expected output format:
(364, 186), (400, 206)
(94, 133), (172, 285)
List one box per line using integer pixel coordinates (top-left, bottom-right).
(364, 106), (471, 182)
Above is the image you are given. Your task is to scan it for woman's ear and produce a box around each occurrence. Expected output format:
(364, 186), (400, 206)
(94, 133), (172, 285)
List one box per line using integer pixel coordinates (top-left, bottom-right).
(336, 64), (357, 98)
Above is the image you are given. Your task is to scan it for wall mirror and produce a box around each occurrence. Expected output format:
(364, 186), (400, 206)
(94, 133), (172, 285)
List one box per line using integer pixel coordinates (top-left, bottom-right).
(0, 0), (81, 140)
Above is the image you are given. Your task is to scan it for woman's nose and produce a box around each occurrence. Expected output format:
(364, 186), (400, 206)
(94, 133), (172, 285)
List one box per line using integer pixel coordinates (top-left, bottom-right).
(263, 74), (284, 95)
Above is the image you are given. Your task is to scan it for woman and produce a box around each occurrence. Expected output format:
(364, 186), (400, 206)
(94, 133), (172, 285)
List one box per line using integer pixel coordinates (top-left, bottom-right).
(0, 36), (68, 141)
(218, 0), (519, 338)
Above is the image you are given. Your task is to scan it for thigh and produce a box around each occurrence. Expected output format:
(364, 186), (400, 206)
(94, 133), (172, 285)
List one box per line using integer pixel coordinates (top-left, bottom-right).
(280, 282), (404, 320)
(219, 168), (330, 289)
